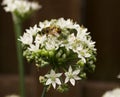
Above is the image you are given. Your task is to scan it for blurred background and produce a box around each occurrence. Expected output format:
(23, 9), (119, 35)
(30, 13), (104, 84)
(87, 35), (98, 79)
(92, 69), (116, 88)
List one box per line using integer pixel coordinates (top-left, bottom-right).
(0, 0), (120, 97)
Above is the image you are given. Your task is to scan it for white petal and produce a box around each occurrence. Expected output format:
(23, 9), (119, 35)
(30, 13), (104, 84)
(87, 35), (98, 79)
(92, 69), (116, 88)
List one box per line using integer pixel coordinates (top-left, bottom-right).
(68, 66), (72, 73)
(52, 82), (56, 89)
(85, 53), (91, 57)
(28, 44), (39, 52)
(74, 76), (81, 80)
(45, 74), (50, 78)
(56, 78), (61, 85)
(46, 79), (52, 85)
(70, 78), (75, 86)
(73, 70), (80, 75)
(50, 69), (55, 75)
(65, 77), (69, 83)
(56, 73), (62, 77)
(65, 72), (68, 76)
(81, 57), (86, 63)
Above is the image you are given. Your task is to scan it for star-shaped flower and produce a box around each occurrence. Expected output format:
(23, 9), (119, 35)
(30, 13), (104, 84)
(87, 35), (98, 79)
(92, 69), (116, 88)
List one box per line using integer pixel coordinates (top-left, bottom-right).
(65, 66), (81, 86)
(26, 25), (40, 36)
(28, 44), (39, 52)
(19, 32), (33, 45)
(45, 70), (62, 89)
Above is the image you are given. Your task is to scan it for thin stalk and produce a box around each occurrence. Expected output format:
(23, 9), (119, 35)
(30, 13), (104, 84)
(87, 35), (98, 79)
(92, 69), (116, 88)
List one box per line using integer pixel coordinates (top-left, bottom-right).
(41, 86), (47, 97)
(12, 14), (25, 97)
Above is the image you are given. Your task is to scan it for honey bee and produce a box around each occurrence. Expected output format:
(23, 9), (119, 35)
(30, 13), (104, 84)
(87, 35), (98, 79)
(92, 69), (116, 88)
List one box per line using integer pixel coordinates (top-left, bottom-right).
(42, 26), (61, 36)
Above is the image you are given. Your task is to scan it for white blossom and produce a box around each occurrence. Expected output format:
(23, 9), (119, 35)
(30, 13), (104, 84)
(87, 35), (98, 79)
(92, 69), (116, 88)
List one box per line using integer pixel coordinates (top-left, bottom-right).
(102, 88), (120, 97)
(2, 0), (41, 16)
(45, 70), (62, 89)
(19, 32), (33, 45)
(35, 34), (47, 48)
(45, 36), (59, 50)
(85, 38), (96, 50)
(28, 44), (39, 52)
(30, 1), (41, 10)
(5, 94), (20, 97)
(65, 66), (81, 86)
(77, 49), (91, 63)
(19, 18), (96, 90)
(39, 20), (51, 31)
(26, 25), (40, 36)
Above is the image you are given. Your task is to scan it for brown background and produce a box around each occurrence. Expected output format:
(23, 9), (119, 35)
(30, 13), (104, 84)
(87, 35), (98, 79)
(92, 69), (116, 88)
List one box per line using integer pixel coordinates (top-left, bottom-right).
(0, 0), (120, 97)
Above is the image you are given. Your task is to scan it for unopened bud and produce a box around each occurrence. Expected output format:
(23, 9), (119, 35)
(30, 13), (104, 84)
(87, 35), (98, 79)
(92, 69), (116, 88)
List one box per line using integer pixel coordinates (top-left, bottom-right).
(39, 76), (45, 83)
(77, 60), (84, 67)
(62, 54), (66, 59)
(56, 50), (63, 58)
(41, 49), (48, 56)
(48, 50), (55, 57)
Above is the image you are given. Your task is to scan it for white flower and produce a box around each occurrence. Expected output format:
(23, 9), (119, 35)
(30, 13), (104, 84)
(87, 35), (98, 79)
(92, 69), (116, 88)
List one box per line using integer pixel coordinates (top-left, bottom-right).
(77, 28), (89, 38)
(28, 44), (39, 52)
(35, 34), (47, 48)
(65, 66), (81, 86)
(30, 1), (41, 10)
(2, 0), (14, 5)
(65, 33), (77, 50)
(77, 49), (91, 63)
(45, 70), (62, 89)
(39, 20), (51, 31)
(102, 88), (120, 97)
(19, 32), (33, 45)
(5, 94), (20, 97)
(45, 35), (59, 50)
(45, 41), (56, 50)
(26, 25), (40, 36)
(56, 18), (77, 30)
(2, 0), (41, 16)
(56, 18), (73, 28)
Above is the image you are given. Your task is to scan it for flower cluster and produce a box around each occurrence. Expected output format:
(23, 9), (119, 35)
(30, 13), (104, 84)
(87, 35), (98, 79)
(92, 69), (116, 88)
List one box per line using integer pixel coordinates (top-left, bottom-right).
(102, 88), (120, 97)
(117, 74), (120, 79)
(2, 0), (41, 18)
(19, 18), (96, 92)
(5, 94), (20, 97)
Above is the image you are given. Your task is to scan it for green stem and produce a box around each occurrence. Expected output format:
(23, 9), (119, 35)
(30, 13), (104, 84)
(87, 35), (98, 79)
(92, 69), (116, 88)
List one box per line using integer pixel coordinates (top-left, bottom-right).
(41, 86), (47, 97)
(12, 14), (25, 97)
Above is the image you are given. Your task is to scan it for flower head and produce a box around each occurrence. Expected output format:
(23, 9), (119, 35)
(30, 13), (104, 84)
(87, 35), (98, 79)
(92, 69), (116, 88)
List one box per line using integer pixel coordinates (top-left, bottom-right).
(45, 70), (62, 89)
(2, 0), (41, 18)
(19, 18), (96, 92)
(65, 66), (81, 86)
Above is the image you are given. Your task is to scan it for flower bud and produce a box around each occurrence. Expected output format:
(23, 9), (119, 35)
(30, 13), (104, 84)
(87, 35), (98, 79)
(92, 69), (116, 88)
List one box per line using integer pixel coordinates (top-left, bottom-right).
(41, 49), (48, 56)
(48, 50), (55, 57)
(56, 49), (63, 58)
(77, 60), (84, 67)
(39, 76), (46, 83)
(62, 54), (66, 59)
(41, 60), (49, 67)
(90, 64), (95, 71)
(36, 64), (40, 67)
(37, 49), (42, 54)
(80, 73), (86, 79)
(58, 58), (64, 63)
(57, 84), (69, 93)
